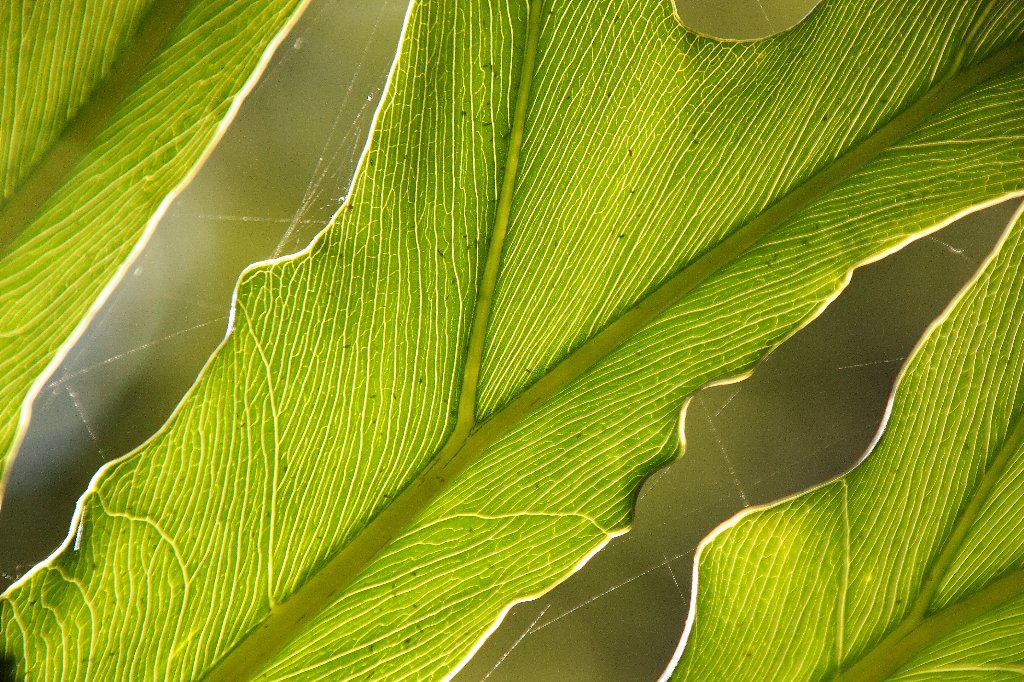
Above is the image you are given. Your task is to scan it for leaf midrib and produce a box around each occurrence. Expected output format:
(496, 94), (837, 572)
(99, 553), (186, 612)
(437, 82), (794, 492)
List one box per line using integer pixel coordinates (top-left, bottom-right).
(836, 407), (1024, 681)
(203, 17), (1024, 681)
(0, 0), (190, 256)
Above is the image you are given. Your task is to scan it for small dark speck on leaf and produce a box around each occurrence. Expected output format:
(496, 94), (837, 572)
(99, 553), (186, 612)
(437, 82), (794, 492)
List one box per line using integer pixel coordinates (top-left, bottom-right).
(0, 653), (20, 682)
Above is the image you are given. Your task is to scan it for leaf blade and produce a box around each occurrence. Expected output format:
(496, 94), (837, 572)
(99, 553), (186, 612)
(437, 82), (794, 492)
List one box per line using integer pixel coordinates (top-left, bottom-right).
(4, 0), (1024, 680)
(0, 0), (307, 473)
(669, 206), (1024, 679)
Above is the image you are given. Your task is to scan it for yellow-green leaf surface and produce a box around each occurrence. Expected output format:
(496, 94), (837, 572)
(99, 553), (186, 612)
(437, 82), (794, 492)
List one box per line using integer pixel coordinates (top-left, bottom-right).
(0, 0), (307, 469)
(5, 0), (1024, 679)
(670, 204), (1024, 681)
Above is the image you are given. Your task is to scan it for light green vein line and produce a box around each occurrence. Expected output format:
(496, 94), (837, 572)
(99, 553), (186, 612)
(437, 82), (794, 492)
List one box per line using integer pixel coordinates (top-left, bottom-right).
(203, 26), (1024, 682)
(0, 0), (190, 256)
(202, 1), (547, 678)
(838, 479), (850, 664)
(455, 0), (545, 431)
(837, 409), (1024, 682)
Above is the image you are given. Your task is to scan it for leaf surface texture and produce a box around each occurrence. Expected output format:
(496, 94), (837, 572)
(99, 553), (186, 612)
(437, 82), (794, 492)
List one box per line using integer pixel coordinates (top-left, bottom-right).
(671, 206), (1024, 681)
(3, 0), (1024, 679)
(0, 0), (306, 469)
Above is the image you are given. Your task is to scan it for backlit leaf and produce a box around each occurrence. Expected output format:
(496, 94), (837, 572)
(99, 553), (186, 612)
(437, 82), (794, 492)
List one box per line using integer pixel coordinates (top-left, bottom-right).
(0, 0), (307, 469)
(3, 0), (1024, 679)
(670, 205), (1024, 682)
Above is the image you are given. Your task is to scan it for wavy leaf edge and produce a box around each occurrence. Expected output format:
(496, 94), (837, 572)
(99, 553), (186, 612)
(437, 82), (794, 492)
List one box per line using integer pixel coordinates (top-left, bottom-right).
(657, 197), (1024, 682)
(4, 1), (1024, 679)
(0, 0), (315, 501)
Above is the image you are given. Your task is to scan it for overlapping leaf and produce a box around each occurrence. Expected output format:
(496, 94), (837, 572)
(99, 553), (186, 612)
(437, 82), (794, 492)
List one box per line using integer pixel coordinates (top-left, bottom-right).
(671, 205), (1024, 681)
(0, 0), (306, 470)
(3, 0), (1024, 679)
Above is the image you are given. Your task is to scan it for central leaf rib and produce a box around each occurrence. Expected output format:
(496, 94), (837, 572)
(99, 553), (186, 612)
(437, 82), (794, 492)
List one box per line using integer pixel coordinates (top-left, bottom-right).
(204, 17), (1024, 681)
(837, 409), (1024, 681)
(454, 0), (546, 433)
(0, 0), (190, 255)
(204, 1), (547, 678)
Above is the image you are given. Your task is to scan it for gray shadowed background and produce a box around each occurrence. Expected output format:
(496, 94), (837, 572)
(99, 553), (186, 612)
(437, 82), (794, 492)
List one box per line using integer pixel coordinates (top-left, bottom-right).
(0, 0), (1016, 680)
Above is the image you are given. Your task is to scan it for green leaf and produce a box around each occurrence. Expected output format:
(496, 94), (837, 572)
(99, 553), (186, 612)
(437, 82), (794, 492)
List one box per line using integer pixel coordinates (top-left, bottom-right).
(669, 203), (1024, 681)
(4, 0), (1024, 679)
(0, 0), (307, 469)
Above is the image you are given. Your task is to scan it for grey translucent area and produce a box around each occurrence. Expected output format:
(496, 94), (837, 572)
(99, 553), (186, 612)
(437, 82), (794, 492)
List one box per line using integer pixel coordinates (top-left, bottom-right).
(677, 0), (821, 40)
(457, 201), (1019, 682)
(0, 0), (1009, 680)
(0, 0), (410, 585)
